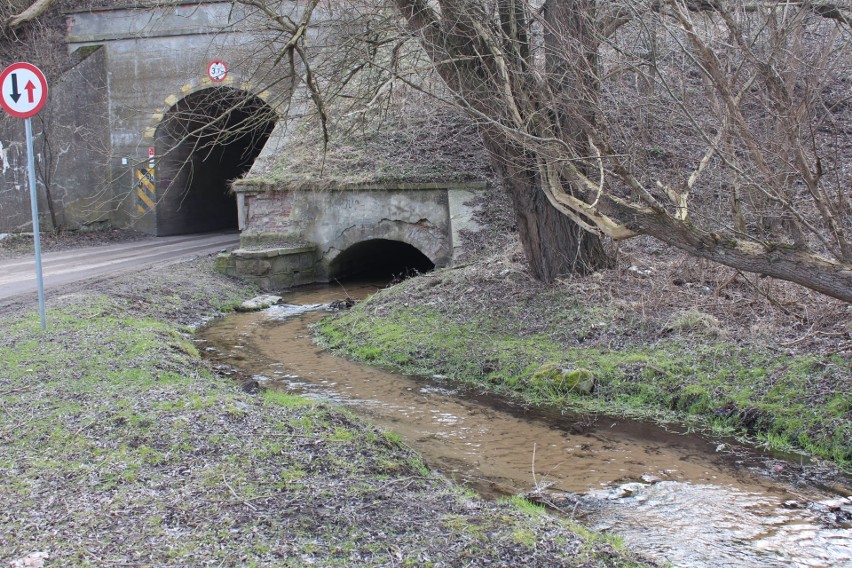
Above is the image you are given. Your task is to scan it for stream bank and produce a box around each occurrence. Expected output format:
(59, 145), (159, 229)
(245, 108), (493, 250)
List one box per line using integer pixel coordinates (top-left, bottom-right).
(0, 256), (649, 567)
(315, 258), (851, 470)
(201, 283), (852, 567)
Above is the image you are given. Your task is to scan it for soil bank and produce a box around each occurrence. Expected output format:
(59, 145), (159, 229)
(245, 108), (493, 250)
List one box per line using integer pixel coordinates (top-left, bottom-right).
(0, 251), (650, 567)
(316, 246), (851, 471)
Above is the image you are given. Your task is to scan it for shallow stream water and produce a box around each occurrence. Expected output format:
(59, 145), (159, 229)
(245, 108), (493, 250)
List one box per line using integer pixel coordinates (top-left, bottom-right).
(199, 283), (852, 567)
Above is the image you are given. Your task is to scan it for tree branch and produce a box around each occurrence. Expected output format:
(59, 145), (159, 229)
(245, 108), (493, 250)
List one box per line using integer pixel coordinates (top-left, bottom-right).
(8, 0), (55, 29)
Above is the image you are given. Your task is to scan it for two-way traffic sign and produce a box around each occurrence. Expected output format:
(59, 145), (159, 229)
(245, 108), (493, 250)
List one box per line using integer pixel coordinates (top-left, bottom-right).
(1, 62), (49, 329)
(0, 62), (48, 119)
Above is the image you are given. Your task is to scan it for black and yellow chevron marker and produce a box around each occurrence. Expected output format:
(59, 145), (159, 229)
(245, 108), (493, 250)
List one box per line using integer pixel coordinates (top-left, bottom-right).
(135, 166), (156, 214)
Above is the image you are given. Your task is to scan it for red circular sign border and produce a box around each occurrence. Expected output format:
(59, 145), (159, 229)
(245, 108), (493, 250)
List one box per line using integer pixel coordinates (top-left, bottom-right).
(207, 60), (228, 83)
(0, 62), (48, 119)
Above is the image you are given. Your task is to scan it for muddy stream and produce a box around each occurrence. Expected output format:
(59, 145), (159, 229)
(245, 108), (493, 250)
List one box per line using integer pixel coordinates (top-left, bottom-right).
(199, 283), (852, 567)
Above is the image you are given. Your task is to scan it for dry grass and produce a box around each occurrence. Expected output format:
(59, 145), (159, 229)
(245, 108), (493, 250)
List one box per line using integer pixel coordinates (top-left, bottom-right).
(0, 255), (652, 567)
(245, 95), (492, 190)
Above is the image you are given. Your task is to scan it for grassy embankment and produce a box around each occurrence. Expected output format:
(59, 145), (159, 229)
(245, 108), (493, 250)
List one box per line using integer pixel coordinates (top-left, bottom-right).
(316, 266), (851, 470)
(0, 259), (648, 567)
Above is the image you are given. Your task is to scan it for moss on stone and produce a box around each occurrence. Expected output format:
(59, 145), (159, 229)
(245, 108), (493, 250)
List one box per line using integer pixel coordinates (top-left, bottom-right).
(530, 365), (596, 395)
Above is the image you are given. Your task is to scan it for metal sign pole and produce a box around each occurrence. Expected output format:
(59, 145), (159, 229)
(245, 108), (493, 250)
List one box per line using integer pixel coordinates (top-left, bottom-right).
(25, 116), (46, 330)
(1, 62), (48, 329)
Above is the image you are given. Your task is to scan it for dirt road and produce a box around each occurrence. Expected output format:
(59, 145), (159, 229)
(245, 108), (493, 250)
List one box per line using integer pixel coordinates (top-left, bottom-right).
(0, 231), (239, 304)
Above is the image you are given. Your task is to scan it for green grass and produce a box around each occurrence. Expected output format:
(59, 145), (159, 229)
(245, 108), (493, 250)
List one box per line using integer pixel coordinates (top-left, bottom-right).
(0, 262), (665, 567)
(316, 289), (851, 469)
(262, 389), (316, 408)
(505, 495), (547, 517)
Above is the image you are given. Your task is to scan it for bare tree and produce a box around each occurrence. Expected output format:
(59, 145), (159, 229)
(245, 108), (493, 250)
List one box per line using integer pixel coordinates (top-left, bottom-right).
(236, 0), (850, 300)
(6, 0), (852, 300)
(377, 0), (850, 301)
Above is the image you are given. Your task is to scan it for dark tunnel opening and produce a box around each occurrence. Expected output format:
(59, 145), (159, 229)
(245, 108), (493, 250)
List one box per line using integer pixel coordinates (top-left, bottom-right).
(154, 87), (276, 235)
(329, 239), (435, 282)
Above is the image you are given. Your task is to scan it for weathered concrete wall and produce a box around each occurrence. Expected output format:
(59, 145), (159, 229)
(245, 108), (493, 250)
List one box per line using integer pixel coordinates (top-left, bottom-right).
(244, 187), (453, 272)
(45, 46), (112, 230)
(0, 46), (110, 233)
(64, 1), (304, 234)
(216, 244), (318, 290)
(0, 117), (36, 232)
(219, 183), (485, 288)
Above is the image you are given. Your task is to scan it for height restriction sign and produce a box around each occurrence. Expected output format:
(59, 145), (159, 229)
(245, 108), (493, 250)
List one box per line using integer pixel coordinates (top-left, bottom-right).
(0, 62), (48, 118)
(208, 60), (228, 82)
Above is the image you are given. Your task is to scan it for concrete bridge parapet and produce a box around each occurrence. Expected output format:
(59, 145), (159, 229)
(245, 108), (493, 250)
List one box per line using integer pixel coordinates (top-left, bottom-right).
(216, 182), (485, 289)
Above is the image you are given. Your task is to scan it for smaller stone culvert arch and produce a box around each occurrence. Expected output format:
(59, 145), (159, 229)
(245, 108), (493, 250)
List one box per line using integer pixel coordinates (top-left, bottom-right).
(153, 87), (276, 235)
(328, 239), (436, 281)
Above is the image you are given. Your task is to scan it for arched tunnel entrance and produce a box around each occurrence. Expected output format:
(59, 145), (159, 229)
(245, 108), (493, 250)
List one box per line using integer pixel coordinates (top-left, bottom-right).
(154, 87), (276, 235)
(329, 239), (435, 281)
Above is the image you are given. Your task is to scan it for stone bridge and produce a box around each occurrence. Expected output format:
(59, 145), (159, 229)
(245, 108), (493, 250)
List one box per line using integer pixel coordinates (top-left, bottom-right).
(218, 181), (483, 287)
(2, 0), (485, 286)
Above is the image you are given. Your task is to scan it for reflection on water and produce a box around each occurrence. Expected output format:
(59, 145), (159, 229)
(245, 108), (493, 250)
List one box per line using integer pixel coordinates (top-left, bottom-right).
(200, 283), (852, 567)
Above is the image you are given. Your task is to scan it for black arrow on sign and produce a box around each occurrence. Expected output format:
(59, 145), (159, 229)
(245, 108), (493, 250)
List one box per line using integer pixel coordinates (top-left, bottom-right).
(9, 73), (20, 103)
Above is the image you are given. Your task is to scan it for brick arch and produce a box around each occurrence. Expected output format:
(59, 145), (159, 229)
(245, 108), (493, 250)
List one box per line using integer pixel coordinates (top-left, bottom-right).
(143, 75), (274, 143)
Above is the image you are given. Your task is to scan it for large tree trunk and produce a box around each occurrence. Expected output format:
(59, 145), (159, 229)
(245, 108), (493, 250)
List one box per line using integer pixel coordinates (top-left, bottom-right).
(482, 130), (613, 280)
(505, 169), (612, 280)
(393, 0), (613, 281)
(503, 0), (610, 279)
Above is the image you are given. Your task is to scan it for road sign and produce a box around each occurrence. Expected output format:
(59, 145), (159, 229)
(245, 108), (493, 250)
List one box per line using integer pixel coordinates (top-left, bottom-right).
(208, 60), (228, 82)
(0, 62), (48, 119)
(1, 62), (49, 329)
